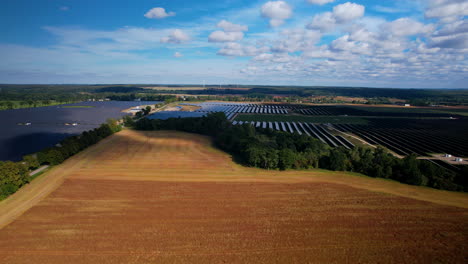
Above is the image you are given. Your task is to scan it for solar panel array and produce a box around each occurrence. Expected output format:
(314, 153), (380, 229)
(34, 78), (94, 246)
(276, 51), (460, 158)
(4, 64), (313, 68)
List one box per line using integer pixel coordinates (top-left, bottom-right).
(180, 103), (354, 149)
(232, 121), (354, 149)
(186, 103), (290, 116)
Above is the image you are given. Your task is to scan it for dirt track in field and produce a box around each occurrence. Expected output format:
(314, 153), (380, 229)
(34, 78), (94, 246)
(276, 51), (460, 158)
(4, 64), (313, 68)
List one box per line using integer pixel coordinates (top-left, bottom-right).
(0, 130), (467, 263)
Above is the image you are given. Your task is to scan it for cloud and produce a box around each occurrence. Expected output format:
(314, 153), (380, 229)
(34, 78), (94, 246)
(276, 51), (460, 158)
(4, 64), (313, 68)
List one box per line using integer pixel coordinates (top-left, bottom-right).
(160, 29), (190, 44)
(271, 29), (322, 53)
(307, 2), (365, 32)
(42, 26), (168, 53)
(217, 20), (248, 32)
(144, 7), (176, 19)
(434, 20), (468, 37)
(429, 20), (468, 49)
(373, 5), (407, 14)
(261, 1), (293, 27)
(306, 12), (336, 32)
(218, 43), (268, 57)
(430, 33), (468, 49)
(208, 31), (244, 42)
(332, 2), (365, 23)
(233, 0), (467, 88)
(382, 18), (434, 37)
(208, 20), (248, 42)
(60, 6), (69, 11)
(307, 0), (335, 5)
(425, 0), (468, 22)
(3, 0), (467, 88)
(329, 35), (370, 55)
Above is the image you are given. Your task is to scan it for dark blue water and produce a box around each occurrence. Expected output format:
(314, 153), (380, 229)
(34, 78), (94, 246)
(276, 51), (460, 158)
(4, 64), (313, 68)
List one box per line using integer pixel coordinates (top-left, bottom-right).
(0, 101), (161, 161)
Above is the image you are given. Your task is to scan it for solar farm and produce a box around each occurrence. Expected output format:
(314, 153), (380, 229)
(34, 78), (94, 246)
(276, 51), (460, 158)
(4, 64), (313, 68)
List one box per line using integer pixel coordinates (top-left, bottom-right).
(179, 102), (468, 171)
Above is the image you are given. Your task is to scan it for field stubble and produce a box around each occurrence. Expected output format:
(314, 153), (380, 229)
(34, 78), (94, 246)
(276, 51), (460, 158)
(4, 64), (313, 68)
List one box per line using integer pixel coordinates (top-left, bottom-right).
(0, 130), (467, 263)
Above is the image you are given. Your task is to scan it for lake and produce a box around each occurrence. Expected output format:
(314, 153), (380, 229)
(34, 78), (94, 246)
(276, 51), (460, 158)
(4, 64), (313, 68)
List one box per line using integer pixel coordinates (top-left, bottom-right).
(0, 101), (161, 161)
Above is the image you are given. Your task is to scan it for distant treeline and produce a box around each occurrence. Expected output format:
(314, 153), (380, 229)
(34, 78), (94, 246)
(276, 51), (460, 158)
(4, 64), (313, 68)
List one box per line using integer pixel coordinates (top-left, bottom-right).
(135, 113), (467, 192)
(105, 94), (177, 102)
(1, 85), (467, 107)
(146, 87), (468, 105)
(0, 120), (122, 199)
(0, 85), (179, 107)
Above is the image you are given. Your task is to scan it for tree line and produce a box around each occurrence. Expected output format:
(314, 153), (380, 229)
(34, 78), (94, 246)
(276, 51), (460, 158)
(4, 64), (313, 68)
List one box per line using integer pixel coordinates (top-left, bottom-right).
(135, 113), (467, 192)
(0, 119), (122, 199)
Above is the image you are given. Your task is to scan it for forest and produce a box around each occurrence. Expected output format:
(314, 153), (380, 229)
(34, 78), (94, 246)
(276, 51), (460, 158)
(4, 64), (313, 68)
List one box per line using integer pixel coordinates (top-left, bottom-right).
(135, 113), (468, 192)
(1, 85), (468, 109)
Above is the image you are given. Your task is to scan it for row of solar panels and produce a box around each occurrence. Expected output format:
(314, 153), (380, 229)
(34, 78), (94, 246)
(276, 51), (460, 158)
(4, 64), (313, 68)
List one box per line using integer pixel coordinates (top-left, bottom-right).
(298, 108), (333, 116)
(198, 103), (286, 108)
(195, 105), (289, 114)
(231, 121), (354, 149)
(226, 112), (237, 120)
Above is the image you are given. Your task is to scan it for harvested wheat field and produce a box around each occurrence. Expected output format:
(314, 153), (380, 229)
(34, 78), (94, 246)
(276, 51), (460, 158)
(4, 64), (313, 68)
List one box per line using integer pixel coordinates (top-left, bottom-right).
(0, 130), (467, 264)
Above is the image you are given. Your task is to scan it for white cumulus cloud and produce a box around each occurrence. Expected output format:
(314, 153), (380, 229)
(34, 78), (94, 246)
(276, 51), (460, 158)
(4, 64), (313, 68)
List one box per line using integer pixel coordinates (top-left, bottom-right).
(332, 2), (365, 23)
(307, 2), (365, 32)
(174, 52), (183, 58)
(144, 7), (176, 19)
(261, 1), (293, 27)
(208, 20), (248, 42)
(160, 29), (190, 44)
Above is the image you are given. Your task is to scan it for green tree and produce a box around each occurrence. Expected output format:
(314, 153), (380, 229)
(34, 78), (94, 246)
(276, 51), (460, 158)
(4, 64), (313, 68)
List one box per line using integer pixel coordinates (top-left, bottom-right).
(40, 148), (65, 165)
(278, 148), (296, 170)
(106, 118), (122, 133)
(399, 154), (423, 185)
(23, 155), (40, 170)
(245, 146), (265, 167)
(6, 101), (14, 109)
(0, 161), (29, 197)
(144, 106), (152, 115)
(123, 115), (135, 127)
(328, 148), (350, 171)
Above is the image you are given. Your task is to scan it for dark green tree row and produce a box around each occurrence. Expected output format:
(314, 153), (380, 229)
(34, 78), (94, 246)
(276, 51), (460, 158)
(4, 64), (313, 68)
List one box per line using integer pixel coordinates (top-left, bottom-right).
(0, 119), (122, 199)
(35, 119), (122, 165)
(134, 113), (467, 192)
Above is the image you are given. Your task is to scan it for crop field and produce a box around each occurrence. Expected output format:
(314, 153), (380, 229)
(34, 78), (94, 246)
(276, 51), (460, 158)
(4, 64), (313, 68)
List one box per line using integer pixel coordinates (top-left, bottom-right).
(0, 130), (467, 263)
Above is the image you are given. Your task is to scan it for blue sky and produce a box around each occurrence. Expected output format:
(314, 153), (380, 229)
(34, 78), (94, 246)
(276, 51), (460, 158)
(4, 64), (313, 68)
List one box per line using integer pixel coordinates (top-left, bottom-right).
(0, 0), (466, 88)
